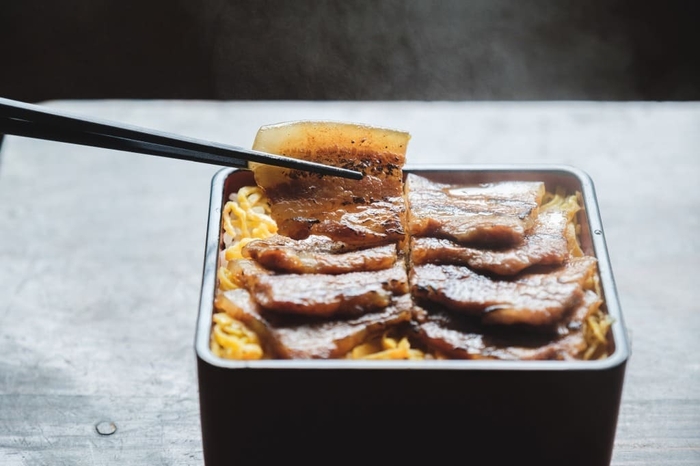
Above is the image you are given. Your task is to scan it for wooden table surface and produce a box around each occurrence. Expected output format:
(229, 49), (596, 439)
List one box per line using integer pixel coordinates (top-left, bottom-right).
(0, 100), (698, 465)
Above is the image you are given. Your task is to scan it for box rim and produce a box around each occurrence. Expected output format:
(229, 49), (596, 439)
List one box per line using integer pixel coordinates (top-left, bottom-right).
(195, 164), (630, 371)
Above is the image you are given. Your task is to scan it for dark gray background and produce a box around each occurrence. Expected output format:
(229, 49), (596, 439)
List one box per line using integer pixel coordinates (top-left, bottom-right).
(2, 0), (699, 102)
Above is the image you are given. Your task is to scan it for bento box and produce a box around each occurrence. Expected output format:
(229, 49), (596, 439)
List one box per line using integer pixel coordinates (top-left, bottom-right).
(195, 165), (629, 466)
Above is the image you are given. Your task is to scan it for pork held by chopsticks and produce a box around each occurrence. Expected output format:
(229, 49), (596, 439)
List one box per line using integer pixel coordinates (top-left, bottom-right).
(250, 121), (410, 249)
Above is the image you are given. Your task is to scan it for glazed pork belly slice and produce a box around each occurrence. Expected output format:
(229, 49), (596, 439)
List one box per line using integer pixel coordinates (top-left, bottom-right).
(251, 122), (410, 248)
(409, 290), (603, 360)
(215, 289), (413, 359)
(410, 256), (598, 327)
(410, 208), (572, 275)
(229, 259), (409, 318)
(258, 181), (407, 248)
(406, 174), (545, 246)
(243, 234), (398, 274)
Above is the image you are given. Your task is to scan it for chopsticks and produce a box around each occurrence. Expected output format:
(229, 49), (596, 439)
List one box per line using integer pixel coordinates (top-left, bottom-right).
(0, 98), (364, 180)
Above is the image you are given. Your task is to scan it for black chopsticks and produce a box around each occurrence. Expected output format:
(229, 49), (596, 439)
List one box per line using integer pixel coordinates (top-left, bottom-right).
(0, 98), (364, 180)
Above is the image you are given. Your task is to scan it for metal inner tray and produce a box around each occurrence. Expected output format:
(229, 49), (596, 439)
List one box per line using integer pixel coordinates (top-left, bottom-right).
(195, 164), (629, 370)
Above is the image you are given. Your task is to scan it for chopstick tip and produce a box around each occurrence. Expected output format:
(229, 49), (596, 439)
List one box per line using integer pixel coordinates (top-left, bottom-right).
(347, 170), (364, 180)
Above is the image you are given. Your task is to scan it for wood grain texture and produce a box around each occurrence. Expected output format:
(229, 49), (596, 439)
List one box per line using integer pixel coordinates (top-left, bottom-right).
(0, 100), (698, 465)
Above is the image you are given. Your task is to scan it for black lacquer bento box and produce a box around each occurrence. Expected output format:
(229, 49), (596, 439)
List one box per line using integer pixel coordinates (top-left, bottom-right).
(195, 165), (629, 466)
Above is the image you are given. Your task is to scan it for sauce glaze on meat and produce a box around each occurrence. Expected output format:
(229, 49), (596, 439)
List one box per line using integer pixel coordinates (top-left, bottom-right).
(406, 174), (546, 246)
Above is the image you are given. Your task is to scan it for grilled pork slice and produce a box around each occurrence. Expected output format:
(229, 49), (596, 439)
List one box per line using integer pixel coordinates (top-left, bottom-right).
(215, 289), (413, 359)
(410, 290), (603, 360)
(243, 234), (398, 274)
(230, 259), (409, 317)
(406, 174), (545, 246)
(410, 208), (571, 275)
(250, 121), (410, 248)
(410, 256), (598, 327)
